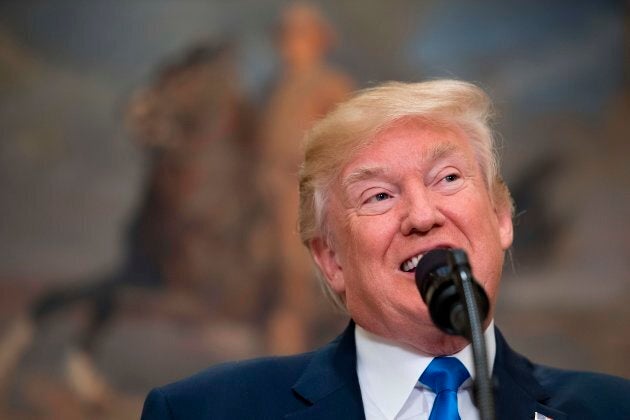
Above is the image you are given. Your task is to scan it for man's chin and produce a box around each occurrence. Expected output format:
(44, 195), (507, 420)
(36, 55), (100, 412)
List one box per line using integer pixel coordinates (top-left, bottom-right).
(404, 327), (470, 356)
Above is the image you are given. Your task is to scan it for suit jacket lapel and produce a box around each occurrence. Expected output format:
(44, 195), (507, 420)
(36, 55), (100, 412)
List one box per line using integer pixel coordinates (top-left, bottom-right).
(286, 323), (569, 419)
(494, 328), (567, 420)
(286, 322), (364, 420)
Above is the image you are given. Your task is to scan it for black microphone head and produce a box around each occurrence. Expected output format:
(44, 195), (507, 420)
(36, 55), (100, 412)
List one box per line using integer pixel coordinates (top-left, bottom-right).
(414, 248), (490, 337)
(414, 248), (451, 294)
(415, 248), (459, 334)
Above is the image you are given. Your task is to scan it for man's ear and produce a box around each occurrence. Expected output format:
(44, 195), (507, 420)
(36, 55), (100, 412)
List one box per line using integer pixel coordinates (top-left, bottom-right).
(492, 181), (514, 250)
(495, 200), (514, 251)
(310, 237), (345, 294)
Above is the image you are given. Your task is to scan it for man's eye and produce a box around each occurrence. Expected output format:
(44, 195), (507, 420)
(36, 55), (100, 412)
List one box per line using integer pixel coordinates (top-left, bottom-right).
(444, 174), (460, 182)
(365, 192), (392, 203)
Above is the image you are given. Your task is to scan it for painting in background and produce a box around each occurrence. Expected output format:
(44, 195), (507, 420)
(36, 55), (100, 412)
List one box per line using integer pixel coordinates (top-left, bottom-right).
(0, 1), (627, 418)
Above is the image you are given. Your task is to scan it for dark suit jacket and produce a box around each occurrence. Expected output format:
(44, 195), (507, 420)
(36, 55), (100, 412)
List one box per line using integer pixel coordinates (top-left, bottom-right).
(141, 323), (630, 419)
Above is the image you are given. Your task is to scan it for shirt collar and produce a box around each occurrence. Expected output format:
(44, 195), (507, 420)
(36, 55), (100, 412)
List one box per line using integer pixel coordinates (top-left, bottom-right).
(355, 321), (496, 419)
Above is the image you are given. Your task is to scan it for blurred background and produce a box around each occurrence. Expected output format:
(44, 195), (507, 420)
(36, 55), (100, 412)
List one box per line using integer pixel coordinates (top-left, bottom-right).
(0, 1), (628, 418)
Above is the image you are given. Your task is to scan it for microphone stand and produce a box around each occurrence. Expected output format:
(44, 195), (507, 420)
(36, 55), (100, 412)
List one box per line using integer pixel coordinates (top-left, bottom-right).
(415, 248), (495, 420)
(447, 250), (495, 420)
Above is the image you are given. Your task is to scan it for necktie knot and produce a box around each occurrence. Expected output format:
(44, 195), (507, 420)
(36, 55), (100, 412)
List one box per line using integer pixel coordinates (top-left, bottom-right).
(420, 356), (470, 393)
(420, 357), (470, 420)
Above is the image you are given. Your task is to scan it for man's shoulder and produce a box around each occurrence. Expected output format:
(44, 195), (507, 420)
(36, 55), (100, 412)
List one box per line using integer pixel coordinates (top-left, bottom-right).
(533, 363), (630, 397)
(533, 363), (630, 417)
(140, 324), (357, 419)
(495, 327), (630, 419)
(141, 352), (317, 419)
(162, 350), (316, 398)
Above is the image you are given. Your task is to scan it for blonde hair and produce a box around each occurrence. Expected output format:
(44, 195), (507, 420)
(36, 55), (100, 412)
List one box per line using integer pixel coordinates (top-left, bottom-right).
(298, 79), (512, 309)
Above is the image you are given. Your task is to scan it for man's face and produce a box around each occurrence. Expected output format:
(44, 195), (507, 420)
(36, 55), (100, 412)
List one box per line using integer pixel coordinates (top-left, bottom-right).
(311, 120), (513, 355)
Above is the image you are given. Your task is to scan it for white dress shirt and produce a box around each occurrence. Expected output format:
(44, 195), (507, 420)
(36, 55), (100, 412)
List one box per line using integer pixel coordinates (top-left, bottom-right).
(355, 321), (496, 420)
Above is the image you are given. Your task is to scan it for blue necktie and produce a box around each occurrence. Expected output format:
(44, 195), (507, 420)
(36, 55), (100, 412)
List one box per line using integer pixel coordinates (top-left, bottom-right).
(420, 357), (470, 420)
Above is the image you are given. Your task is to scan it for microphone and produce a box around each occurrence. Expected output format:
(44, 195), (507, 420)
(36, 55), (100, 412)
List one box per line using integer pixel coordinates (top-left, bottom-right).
(414, 248), (489, 338)
(415, 248), (496, 420)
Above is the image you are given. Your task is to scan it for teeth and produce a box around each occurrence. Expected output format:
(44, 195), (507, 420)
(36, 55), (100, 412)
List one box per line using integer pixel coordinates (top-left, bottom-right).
(402, 253), (423, 272)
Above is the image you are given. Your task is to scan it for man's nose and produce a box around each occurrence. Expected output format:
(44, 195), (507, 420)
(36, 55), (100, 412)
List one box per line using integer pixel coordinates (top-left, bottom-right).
(400, 185), (446, 235)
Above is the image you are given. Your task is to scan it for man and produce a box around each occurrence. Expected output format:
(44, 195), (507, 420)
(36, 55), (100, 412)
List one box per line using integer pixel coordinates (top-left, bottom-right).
(141, 80), (630, 419)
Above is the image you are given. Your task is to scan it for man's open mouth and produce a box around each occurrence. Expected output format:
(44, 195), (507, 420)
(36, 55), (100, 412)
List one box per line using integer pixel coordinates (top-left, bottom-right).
(400, 246), (454, 273)
(400, 253), (424, 273)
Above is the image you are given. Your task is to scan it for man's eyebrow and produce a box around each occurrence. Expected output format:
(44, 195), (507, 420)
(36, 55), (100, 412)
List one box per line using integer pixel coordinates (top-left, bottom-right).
(426, 141), (459, 162)
(340, 141), (461, 190)
(341, 166), (386, 190)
